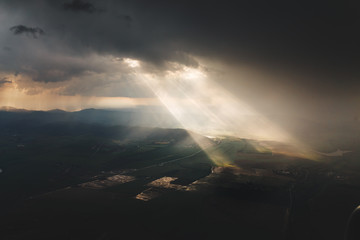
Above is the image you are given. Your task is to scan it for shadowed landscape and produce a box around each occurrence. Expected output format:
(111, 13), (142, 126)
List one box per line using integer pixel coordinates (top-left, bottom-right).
(1, 109), (360, 240)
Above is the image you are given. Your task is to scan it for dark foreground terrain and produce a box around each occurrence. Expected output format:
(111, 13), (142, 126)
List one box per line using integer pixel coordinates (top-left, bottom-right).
(1, 110), (360, 240)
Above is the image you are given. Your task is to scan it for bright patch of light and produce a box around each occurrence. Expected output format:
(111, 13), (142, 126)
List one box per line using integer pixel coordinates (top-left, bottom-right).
(181, 67), (206, 80)
(123, 58), (140, 68)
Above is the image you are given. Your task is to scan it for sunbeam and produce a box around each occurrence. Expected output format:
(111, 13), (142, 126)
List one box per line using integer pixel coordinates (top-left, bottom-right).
(123, 58), (319, 163)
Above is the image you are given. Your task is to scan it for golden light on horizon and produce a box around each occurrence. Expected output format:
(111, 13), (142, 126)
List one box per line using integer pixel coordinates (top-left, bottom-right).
(0, 81), (158, 111)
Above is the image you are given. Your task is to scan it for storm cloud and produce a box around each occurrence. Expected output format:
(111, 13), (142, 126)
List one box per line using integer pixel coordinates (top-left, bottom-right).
(0, 0), (360, 121)
(10, 25), (44, 38)
(1, 1), (359, 78)
(0, 77), (11, 86)
(63, 0), (96, 13)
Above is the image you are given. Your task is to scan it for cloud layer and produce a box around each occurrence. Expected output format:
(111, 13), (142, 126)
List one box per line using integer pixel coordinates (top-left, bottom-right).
(10, 25), (44, 38)
(63, 0), (96, 13)
(0, 0), (359, 120)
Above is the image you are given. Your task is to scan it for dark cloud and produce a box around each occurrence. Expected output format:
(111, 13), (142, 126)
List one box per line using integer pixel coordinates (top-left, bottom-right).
(9, 25), (44, 38)
(63, 0), (96, 13)
(120, 15), (132, 22)
(116, 14), (132, 26)
(1, 0), (360, 102)
(0, 77), (11, 86)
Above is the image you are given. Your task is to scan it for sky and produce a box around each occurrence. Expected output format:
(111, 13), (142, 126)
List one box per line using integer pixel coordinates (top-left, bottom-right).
(0, 0), (360, 141)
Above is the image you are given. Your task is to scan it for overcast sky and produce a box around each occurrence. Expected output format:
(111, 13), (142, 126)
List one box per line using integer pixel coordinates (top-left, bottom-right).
(0, 0), (359, 124)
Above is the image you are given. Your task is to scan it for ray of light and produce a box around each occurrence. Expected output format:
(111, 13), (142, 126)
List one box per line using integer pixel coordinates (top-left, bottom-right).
(123, 58), (320, 164)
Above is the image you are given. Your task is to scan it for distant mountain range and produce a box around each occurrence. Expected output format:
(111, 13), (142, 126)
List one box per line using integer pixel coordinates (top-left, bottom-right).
(1, 106), (360, 151)
(0, 107), (214, 151)
(0, 107), (180, 129)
